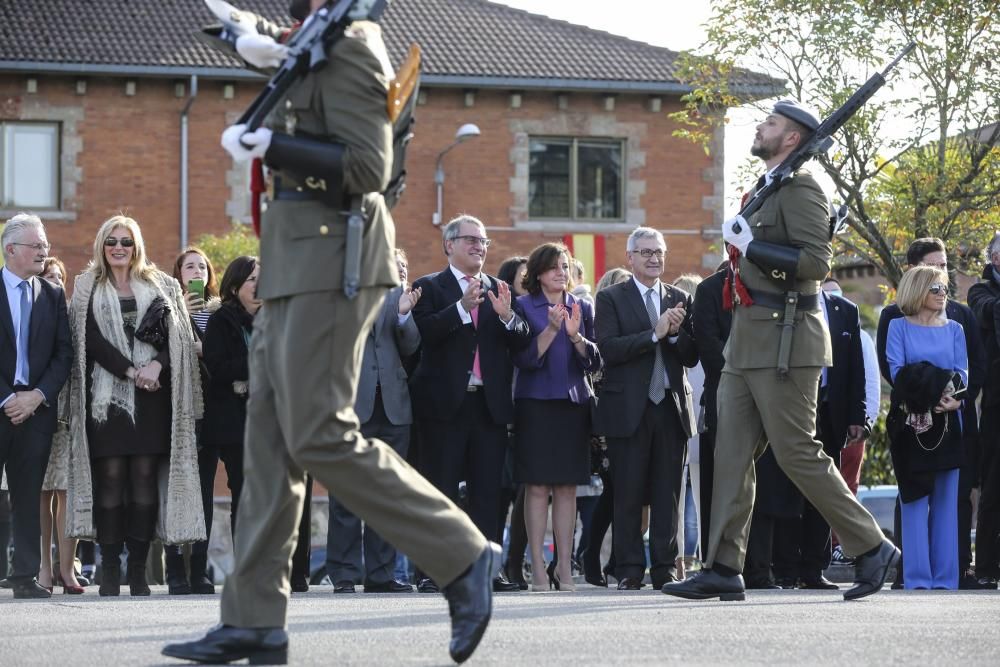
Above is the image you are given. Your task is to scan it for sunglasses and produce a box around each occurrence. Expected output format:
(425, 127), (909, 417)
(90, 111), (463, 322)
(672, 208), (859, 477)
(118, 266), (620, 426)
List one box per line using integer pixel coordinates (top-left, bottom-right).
(928, 283), (947, 295)
(105, 237), (135, 248)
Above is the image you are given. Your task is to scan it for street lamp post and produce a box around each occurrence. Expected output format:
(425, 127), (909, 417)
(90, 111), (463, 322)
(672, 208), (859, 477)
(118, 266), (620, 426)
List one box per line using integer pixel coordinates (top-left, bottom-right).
(432, 123), (481, 226)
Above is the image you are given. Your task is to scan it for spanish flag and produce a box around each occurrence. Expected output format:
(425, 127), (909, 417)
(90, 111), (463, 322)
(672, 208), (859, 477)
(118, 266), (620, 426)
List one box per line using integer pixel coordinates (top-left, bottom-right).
(562, 234), (606, 286)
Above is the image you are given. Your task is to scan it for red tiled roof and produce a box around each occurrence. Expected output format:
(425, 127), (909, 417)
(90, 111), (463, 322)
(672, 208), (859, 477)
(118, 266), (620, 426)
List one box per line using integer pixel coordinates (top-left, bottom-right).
(0, 0), (780, 93)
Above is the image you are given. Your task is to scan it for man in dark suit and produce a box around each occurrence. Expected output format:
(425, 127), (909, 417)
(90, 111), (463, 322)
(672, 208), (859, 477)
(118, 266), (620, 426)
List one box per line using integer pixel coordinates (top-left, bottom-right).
(410, 215), (531, 593)
(692, 263), (731, 562)
(773, 282), (867, 589)
(0, 213), (72, 599)
(876, 238), (987, 589)
(327, 249), (421, 594)
(595, 227), (698, 590)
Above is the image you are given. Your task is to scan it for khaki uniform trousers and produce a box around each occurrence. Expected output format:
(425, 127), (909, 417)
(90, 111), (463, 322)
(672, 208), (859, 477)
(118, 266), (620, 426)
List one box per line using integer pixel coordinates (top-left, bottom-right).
(221, 288), (486, 628)
(706, 365), (883, 572)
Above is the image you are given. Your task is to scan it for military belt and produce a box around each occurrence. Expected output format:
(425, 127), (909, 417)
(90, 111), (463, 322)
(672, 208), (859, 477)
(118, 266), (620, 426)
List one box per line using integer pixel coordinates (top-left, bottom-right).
(746, 288), (818, 311)
(272, 176), (353, 208)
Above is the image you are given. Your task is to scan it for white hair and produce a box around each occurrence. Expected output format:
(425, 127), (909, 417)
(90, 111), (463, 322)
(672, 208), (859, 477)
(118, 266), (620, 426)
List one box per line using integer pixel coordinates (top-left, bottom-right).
(2, 212), (45, 250)
(988, 232), (1000, 262)
(626, 227), (665, 252)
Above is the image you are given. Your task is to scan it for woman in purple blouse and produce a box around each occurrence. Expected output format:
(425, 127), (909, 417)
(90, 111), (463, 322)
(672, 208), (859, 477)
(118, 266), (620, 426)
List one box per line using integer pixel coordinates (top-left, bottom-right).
(512, 243), (602, 591)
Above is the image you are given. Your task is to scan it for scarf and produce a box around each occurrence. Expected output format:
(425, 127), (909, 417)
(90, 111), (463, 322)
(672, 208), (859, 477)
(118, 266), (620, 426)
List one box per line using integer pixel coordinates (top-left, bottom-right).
(89, 276), (158, 424)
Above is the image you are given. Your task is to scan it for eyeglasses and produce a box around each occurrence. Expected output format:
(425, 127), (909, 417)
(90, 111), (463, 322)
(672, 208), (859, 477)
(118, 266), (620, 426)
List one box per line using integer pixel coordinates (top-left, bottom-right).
(630, 248), (665, 259)
(104, 237), (135, 248)
(454, 235), (491, 248)
(11, 242), (51, 252)
(928, 283), (947, 295)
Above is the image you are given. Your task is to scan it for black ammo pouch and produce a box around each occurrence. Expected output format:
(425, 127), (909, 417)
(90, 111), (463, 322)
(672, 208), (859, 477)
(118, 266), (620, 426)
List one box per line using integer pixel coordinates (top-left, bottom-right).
(265, 133), (345, 207)
(746, 240), (800, 291)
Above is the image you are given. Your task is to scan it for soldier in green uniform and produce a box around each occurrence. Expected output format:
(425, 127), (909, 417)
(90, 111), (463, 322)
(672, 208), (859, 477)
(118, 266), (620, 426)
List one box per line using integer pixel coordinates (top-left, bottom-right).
(163, 2), (496, 664)
(663, 100), (899, 602)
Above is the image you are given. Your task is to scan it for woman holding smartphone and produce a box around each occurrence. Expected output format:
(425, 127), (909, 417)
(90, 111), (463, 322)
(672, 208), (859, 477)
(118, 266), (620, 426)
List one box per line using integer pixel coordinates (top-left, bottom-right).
(164, 247), (220, 594)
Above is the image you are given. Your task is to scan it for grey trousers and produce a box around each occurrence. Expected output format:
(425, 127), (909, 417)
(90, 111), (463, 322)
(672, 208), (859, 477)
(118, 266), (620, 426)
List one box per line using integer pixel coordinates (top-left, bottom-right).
(326, 393), (410, 586)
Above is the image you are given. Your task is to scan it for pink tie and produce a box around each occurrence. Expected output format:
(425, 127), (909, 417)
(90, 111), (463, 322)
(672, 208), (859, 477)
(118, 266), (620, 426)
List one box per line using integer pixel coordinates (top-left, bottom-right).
(465, 276), (482, 381)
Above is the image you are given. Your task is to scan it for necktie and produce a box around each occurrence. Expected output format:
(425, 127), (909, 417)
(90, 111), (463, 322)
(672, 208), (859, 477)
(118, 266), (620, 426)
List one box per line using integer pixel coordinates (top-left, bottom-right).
(465, 276), (482, 381)
(645, 287), (665, 404)
(17, 280), (32, 383)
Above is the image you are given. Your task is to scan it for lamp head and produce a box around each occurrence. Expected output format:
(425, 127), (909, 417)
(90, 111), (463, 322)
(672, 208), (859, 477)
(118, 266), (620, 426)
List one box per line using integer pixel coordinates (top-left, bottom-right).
(455, 123), (481, 142)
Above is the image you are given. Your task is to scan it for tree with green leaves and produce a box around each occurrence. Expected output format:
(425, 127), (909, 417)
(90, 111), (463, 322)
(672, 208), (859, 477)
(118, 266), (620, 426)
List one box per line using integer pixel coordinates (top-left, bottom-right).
(672, 0), (1000, 286)
(194, 223), (259, 275)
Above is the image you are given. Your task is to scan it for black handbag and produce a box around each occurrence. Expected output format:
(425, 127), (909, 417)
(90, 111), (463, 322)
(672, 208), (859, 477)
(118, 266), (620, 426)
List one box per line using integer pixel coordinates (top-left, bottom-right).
(135, 296), (170, 349)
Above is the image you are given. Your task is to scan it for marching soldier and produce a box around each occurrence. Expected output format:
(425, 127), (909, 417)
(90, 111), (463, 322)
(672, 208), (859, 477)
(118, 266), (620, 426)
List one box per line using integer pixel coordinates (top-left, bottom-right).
(163, 1), (497, 664)
(663, 100), (898, 602)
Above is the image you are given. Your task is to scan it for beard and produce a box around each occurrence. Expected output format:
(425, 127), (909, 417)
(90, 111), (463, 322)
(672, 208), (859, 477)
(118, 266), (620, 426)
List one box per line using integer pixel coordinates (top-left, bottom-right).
(750, 134), (782, 161)
(288, 0), (312, 21)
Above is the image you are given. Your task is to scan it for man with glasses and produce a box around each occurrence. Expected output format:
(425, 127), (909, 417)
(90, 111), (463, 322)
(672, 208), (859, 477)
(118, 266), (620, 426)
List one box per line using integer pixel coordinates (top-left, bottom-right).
(594, 227), (697, 590)
(0, 213), (72, 598)
(410, 215), (531, 594)
(877, 237), (990, 589)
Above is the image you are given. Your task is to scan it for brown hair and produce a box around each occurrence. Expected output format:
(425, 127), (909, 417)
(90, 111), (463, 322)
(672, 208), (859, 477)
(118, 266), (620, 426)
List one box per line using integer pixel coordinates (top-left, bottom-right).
(42, 256), (67, 287)
(173, 246), (219, 299)
(523, 243), (574, 295)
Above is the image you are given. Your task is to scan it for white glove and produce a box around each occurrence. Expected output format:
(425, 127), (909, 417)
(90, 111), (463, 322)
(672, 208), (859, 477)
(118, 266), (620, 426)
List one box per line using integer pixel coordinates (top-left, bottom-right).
(722, 214), (753, 255)
(220, 124), (272, 163)
(236, 33), (290, 69)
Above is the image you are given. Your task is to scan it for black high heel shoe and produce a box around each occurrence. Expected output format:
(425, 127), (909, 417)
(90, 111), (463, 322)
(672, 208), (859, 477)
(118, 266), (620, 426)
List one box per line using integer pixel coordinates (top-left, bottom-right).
(546, 560), (559, 590)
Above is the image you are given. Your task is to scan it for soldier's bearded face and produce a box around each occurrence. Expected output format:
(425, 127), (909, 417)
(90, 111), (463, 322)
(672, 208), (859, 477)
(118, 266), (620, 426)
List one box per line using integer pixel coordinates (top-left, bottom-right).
(751, 114), (787, 161)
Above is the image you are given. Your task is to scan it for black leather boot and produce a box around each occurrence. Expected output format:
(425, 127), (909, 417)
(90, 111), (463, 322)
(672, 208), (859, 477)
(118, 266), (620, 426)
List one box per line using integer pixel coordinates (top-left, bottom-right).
(96, 505), (126, 597)
(165, 549), (192, 595)
(99, 543), (123, 597)
(126, 537), (151, 596)
(189, 552), (216, 594)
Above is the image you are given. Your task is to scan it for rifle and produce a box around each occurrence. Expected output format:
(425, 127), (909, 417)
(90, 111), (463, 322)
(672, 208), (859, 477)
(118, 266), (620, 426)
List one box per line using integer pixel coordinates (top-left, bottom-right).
(236, 0), (389, 132)
(732, 41), (915, 234)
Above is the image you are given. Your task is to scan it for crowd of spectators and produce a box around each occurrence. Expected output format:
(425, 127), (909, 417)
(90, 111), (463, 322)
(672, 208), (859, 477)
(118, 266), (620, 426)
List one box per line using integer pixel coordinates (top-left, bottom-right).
(1, 211), (998, 599)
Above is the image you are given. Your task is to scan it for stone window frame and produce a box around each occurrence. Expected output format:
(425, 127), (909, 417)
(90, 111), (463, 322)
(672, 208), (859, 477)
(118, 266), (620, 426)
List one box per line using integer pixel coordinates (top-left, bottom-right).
(0, 101), (82, 222)
(509, 116), (647, 234)
(526, 135), (627, 223)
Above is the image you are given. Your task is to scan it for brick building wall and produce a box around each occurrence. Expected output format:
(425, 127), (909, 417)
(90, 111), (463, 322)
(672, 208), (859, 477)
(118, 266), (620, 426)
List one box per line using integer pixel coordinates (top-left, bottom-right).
(2, 73), (720, 287)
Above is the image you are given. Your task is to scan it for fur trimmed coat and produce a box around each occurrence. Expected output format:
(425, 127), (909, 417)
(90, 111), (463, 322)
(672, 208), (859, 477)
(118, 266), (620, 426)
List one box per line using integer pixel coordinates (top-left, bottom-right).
(65, 269), (206, 544)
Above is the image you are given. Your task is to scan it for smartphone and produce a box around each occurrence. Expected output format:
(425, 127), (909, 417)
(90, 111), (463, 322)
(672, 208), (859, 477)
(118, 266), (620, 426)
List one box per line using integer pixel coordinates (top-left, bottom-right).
(188, 278), (205, 302)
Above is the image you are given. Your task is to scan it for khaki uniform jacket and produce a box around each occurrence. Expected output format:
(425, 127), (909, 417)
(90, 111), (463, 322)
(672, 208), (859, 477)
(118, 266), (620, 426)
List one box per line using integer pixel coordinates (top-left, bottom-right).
(258, 21), (398, 300)
(726, 166), (833, 370)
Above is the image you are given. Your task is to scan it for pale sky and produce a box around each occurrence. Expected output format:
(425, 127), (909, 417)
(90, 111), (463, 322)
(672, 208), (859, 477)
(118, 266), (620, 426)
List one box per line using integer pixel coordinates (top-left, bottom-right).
(494, 1), (769, 210)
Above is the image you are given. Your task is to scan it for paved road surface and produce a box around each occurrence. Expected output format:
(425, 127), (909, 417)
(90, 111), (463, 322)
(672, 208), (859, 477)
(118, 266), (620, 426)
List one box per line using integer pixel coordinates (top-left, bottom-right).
(1, 585), (997, 664)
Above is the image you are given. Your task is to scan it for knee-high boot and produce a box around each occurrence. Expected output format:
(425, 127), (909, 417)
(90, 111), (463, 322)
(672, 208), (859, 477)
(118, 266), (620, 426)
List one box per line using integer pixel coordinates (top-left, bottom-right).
(126, 503), (157, 597)
(96, 504), (126, 596)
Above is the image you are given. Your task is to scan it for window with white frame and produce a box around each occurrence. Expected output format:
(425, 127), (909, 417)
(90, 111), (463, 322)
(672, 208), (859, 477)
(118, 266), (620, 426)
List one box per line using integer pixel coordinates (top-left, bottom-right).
(0, 122), (60, 209)
(528, 137), (623, 220)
